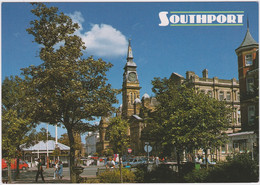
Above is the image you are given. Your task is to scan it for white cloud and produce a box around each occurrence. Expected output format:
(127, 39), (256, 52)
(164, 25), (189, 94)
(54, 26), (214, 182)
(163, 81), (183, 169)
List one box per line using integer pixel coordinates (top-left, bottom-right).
(68, 11), (84, 35)
(68, 11), (128, 58)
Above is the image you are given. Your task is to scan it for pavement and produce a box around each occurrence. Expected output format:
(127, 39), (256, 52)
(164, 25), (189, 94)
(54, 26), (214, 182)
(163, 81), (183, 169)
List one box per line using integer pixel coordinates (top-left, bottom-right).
(2, 165), (104, 184)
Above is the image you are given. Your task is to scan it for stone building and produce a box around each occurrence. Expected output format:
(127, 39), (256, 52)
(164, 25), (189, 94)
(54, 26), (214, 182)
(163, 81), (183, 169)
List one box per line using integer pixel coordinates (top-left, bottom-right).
(203, 24), (259, 161)
(97, 40), (158, 155)
(170, 69), (241, 133)
(97, 24), (258, 158)
(96, 116), (110, 154)
(85, 131), (100, 156)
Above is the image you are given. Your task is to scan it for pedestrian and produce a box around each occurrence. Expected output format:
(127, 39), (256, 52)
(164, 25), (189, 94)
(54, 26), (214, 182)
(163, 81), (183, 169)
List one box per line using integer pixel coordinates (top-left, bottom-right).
(53, 159), (59, 179)
(58, 161), (63, 179)
(106, 158), (115, 169)
(35, 158), (45, 183)
(155, 156), (159, 167)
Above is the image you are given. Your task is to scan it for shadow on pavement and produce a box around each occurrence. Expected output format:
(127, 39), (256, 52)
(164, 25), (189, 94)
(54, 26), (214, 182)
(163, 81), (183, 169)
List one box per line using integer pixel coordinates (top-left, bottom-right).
(2, 168), (71, 184)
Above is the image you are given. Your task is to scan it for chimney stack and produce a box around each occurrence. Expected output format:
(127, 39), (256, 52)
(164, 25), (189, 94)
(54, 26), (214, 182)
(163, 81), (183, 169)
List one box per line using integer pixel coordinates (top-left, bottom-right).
(202, 69), (208, 78)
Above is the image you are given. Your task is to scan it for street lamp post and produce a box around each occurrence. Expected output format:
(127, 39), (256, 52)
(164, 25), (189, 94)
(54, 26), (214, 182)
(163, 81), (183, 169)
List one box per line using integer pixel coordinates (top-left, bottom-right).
(46, 123), (49, 168)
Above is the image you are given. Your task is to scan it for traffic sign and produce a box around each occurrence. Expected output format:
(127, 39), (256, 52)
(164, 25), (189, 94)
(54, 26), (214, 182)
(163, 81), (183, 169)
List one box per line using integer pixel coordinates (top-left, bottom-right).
(144, 145), (152, 153)
(128, 148), (132, 153)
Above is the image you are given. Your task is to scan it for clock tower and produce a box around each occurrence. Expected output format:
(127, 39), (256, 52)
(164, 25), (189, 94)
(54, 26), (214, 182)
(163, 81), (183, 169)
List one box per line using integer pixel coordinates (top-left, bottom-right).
(122, 40), (141, 118)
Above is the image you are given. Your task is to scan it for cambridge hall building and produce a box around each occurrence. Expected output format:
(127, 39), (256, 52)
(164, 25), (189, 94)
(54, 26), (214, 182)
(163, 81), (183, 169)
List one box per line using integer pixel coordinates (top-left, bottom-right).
(97, 25), (258, 159)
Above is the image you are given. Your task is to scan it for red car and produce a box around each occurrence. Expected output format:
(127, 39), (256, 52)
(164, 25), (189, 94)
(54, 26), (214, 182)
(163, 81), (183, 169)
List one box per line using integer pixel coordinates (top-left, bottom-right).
(2, 159), (29, 170)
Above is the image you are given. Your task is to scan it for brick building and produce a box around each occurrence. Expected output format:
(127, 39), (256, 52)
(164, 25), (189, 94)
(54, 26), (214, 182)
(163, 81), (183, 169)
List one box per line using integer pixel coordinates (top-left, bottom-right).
(235, 24), (259, 132)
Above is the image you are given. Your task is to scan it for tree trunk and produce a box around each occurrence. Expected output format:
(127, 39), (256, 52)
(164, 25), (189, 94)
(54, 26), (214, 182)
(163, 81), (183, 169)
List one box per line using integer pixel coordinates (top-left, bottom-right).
(120, 147), (123, 183)
(176, 150), (181, 177)
(67, 128), (76, 183)
(8, 162), (12, 183)
(205, 149), (208, 169)
(15, 157), (20, 179)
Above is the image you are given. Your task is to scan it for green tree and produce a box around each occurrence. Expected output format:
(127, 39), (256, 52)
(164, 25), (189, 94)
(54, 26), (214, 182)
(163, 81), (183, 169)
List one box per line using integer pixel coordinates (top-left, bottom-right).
(33, 127), (55, 141)
(58, 133), (82, 151)
(23, 3), (118, 182)
(106, 117), (130, 156)
(2, 76), (35, 181)
(148, 77), (231, 173)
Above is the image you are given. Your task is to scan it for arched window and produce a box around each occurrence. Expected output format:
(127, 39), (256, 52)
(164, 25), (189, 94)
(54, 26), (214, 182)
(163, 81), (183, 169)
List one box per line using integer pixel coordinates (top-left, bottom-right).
(130, 92), (133, 104)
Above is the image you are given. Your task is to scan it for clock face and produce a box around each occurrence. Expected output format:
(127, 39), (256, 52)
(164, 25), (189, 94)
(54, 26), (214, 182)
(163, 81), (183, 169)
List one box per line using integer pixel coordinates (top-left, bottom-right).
(128, 72), (137, 82)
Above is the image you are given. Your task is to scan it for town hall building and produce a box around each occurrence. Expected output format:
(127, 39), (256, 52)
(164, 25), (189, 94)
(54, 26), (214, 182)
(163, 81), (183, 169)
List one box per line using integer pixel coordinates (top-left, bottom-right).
(97, 24), (258, 160)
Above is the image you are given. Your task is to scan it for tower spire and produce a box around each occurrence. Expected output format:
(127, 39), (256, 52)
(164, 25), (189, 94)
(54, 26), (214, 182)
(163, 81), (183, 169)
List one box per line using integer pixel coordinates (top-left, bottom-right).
(235, 17), (258, 53)
(247, 15), (249, 30)
(127, 39), (133, 59)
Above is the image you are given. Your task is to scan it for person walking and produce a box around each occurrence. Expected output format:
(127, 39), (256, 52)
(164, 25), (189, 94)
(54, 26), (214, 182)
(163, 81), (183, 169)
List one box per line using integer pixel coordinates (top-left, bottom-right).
(53, 159), (59, 179)
(155, 157), (160, 167)
(58, 161), (63, 179)
(106, 158), (115, 169)
(35, 158), (45, 183)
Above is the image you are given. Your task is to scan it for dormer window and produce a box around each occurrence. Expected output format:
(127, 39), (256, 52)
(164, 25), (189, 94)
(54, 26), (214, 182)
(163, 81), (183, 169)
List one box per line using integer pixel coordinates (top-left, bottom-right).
(245, 54), (253, 66)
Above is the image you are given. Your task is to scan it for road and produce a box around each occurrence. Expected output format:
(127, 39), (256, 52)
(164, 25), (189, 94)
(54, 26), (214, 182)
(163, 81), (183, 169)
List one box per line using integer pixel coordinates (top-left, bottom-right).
(2, 165), (107, 183)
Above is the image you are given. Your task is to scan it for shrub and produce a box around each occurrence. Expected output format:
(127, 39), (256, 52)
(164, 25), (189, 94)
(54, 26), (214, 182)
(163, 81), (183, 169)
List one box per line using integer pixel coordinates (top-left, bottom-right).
(134, 164), (148, 183)
(84, 178), (100, 183)
(185, 154), (259, 183)
(184, 168), (209, 182)
(206, 153), (259, 182)
(180, 162), (195, 175)
(98, 168), (135, 183)
(135, 164), (180, 183)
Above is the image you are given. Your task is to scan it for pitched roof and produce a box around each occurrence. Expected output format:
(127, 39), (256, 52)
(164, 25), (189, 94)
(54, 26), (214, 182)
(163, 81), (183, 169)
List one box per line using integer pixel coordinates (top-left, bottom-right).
(21, 140), (70, 151)
(228, 131), (254, 137)
(142, 93), (150, 99)
(134, 98), (141, 104)
(236, 28), (258, 52)
(125, 39), (137, 67)
(125, 61), (137, 67)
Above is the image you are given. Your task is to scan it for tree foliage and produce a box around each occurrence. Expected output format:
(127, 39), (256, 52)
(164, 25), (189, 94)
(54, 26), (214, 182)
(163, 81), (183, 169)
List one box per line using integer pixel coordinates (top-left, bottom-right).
(2, 76), (35, 181)
(2, 76), (34, 144)
(58, 133), (82, 150)
(33, 127), (55, 141)
(2, 110), (32, 159)
(145, 77), (231, 167)
(106, 117), (130, 155)
(24, 3), (118, 182)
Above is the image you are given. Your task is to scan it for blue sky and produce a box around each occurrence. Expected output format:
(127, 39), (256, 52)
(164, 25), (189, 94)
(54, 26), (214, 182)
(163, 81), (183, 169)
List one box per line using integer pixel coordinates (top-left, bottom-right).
(2, 1), (259, 142)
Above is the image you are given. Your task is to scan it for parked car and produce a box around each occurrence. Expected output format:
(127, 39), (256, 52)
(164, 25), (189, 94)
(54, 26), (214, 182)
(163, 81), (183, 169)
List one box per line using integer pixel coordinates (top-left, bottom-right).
(122, 158), (134, 167)
(129, 158), (147, 167)
(2, 159), (29, 170)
